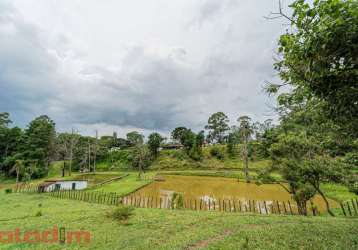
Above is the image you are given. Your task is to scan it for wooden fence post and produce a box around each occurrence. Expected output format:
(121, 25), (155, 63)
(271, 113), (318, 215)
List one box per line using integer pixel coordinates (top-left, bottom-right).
(263, 201), (268, 215)
(351, 199), (357, 215)
(347, 201), (352, 216)
(276, 201), (281, 214)
(288, 201), (293, 215)
(283, 201), (287, 214)
(258, 202), (262, 214)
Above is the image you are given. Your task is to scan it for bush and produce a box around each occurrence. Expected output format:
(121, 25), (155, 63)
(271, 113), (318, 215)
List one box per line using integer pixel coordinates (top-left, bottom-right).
(35, 211), (42, 217)
(210, 146), (225, 160)
(171, 150), (186, 161)
(348, 180), (358, 195)
(343, 152), (358, 167)
(107, 206), (134, 221)
(188, 147), (202, 161)
(171, 192), (184, 209)
(348, 183), (358, 195)
(4, 188), (12, 194)
(256, 170), (276, 184)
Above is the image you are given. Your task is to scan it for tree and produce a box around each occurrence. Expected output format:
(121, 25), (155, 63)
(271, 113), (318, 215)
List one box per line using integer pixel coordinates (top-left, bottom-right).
(171, 127), (189, 144)
(148, 133), (164, 157)
(24, 115), (56, 177)
(237, 116), (254, 182)
(267, 0), (358, 137)
(196, 131), (205, 148)
(0, 112), (11, 127)
(299, 157), (346, 216)
(126, 131), (144, 146)
(57, 131), (80, 176)
(132, 145), (151, 179)
(253, 120), (276, 158)
(205, 112), (230, 144)
(11, 160), (25, 185)
(227, 126), (240, 158)
(178, 129), (203, 161)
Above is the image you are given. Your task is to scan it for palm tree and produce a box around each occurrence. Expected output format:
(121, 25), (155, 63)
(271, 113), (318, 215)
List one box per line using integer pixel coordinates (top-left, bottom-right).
(237, 116), (254, 182)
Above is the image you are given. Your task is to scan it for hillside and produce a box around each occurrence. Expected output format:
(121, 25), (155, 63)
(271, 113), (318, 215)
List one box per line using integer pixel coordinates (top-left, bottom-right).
(96, 145), (271, 172)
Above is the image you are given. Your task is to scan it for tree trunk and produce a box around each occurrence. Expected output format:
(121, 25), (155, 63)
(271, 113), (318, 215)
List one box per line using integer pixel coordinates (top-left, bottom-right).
(295, 199), (308, 216)
(16, 167), (19, 186)
(243, 137), (250, 182)
(62, 161), (65, 177)
(316, 185), (335, 217)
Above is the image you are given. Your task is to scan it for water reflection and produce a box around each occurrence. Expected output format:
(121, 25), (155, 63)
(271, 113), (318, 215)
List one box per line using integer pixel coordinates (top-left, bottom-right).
(126, 175), (338, 214)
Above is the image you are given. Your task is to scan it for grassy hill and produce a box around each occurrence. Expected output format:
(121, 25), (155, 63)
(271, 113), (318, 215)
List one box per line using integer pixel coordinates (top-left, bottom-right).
(96, 145), (271, 172)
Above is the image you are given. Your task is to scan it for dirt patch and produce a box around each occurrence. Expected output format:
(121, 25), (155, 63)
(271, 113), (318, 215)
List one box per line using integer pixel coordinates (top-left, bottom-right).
(186, 229), (233, 250)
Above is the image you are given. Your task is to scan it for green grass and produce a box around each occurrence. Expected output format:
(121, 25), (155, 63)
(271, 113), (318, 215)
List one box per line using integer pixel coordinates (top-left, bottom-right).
(150, 148), (271, 171)
(321, 183), (358, 202)
(156, 169), (284, 182)
(66, 172), (125, 187)
(0, 192), (357, 249)
(92, 173), (155, 196)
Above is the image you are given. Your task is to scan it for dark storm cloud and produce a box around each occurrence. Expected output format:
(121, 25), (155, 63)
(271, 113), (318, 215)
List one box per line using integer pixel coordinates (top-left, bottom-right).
(0, 0), (289, 135)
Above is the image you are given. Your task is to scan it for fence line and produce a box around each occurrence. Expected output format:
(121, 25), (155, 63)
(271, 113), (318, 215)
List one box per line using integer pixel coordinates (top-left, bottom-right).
(13, 184), (356, 217)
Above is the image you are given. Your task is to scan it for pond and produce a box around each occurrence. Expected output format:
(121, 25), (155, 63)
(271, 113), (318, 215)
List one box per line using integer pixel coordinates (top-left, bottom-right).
(126, 175), (339, 214)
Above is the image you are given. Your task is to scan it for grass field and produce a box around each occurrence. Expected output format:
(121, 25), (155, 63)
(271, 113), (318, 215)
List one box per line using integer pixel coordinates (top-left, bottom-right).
(92, 172), (155, 195)
(0, 192), (357, 250)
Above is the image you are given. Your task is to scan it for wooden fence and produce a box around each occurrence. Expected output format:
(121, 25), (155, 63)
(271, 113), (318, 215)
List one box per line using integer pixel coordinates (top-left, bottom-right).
(13, 184), (357, 217)
(340, 199), (358, 217)
(14, 184), (122, 206)
(121, 195), (301, 215)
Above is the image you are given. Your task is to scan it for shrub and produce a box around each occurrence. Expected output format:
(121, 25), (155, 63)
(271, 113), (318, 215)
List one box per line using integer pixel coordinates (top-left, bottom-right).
(210, 146), (225, 160)
(35, 211), (42, 217)
(348, 182), (358, 195)
(4, 188), (12, 194)
(107, 206), (134, 221)
(171, 192), (184, 209)
(189, 147), (202, 161)
(256, 170), (276, 184)
(343, 152), (358, 167)
(171, 150), (186, 161)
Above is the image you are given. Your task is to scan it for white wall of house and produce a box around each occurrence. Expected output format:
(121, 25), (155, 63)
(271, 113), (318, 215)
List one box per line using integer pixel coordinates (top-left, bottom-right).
(45, 181), (87, 192)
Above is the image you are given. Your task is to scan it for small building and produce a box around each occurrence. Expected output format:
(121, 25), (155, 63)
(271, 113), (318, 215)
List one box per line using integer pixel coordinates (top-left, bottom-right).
(38, 180), (88, 192)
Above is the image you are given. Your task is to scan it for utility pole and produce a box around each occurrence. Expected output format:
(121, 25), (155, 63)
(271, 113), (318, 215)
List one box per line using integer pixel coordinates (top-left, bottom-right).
(69, 128), (73, 176)
(94, 130), (98, 174)
(88, 138), (91, 172)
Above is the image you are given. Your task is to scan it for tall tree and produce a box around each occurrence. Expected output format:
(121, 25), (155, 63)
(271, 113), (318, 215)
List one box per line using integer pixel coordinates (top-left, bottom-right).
(205, 112), (230, 144)
(148, 132), (164, 157)
(267, 0), (358, 137)
(57, 131), (80, 176)
(24, 115), (56, 177)
(227, 126), (240, 158)
(126, 131), (144, 146)
(171, 127), (189, 144)
(132, 145), (151, 179)
(237, 116), (254, 182)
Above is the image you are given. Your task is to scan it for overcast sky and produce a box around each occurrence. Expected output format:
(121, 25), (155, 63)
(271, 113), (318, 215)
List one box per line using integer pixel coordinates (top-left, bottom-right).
(0, 0), (292, 137)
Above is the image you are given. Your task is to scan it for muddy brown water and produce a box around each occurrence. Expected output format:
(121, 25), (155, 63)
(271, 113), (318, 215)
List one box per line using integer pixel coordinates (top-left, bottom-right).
(127, 175), (339, 214)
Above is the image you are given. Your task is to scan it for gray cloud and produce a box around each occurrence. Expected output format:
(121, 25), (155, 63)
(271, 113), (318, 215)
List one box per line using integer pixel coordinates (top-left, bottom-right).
(0, 0), (288, 136)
